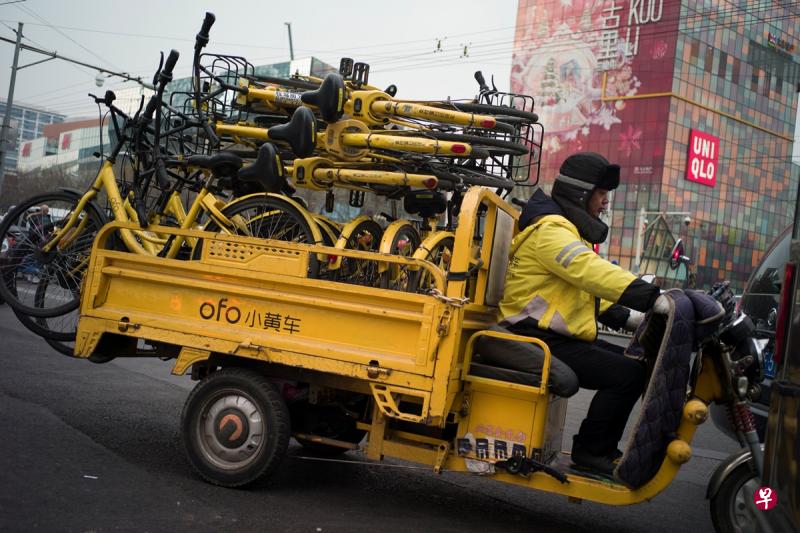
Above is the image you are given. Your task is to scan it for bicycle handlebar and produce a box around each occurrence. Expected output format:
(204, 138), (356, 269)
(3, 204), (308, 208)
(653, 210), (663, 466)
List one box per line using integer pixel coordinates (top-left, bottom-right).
(160, 49), (179, 85)
(202, 122), (219, 147)
(195, 12), (215, 52)
(154, 158), (170, 189)
(474, 71), (489, 93)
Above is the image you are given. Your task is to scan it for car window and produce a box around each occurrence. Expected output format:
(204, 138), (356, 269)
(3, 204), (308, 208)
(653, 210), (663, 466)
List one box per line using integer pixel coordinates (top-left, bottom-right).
(747, 229), (791, 295)
(742, 227), (791, 330)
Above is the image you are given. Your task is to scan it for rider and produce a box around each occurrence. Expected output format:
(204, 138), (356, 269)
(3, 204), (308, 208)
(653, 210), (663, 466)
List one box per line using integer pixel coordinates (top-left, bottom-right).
(499, 152), (663, 475)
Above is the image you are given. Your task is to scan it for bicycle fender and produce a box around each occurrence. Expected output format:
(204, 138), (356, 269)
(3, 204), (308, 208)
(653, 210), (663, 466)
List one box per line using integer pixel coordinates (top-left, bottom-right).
(224, 192), (325, 246)
(58, 186), (85, 197)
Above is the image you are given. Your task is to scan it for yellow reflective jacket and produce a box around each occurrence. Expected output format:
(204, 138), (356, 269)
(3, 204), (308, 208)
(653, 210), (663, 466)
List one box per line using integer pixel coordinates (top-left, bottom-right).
(498, 214), (637, 341)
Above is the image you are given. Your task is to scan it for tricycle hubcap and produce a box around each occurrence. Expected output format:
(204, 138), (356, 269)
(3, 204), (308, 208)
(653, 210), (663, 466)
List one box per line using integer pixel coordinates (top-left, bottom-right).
(198, 391), (264, 470)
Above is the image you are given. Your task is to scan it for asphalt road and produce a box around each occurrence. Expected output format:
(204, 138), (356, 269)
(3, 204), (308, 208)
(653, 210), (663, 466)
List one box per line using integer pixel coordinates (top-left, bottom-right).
(0, 305), (741, 533)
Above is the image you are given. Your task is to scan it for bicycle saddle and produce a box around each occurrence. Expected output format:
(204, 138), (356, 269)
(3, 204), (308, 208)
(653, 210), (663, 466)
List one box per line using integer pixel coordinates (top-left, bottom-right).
(300, 72), (345, 123)
(187, 151), (243, 177)
(238, 142), (285, 193)
(268, 106), (317, 158)
(404, 189), (447, 219)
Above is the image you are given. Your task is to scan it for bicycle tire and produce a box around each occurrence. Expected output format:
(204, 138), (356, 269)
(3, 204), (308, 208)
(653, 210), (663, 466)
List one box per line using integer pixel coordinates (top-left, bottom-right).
(0, 191), (106, 318)
(378, 222), (421, 291)
(199, 195), (321, 277)
(408, 234), (454, 293)
(335, 218), (383, 286)
(252, 75), (321, 92)
(389, 131), (529, 157)
(444, 102), (538, 123)
(425, 164), (515, 190)
(312, 216), (340, 246)
(11, 274), (78, 341)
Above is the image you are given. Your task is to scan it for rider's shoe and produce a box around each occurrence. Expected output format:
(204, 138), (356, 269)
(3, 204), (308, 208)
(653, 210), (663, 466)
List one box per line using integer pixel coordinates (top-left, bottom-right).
(571, 443), (616, 476)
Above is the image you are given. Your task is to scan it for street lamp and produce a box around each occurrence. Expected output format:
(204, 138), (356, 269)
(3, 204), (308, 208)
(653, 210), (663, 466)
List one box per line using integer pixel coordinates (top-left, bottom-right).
(633, 207), (691, 274)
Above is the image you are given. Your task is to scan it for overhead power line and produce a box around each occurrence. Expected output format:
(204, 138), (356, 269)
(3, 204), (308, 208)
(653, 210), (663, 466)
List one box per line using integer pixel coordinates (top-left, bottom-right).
(0, 34), (154, 89)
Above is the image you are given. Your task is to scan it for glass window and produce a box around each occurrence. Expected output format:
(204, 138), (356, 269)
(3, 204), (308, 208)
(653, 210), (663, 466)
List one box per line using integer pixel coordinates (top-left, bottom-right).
(718, 51), (727, 79)
(704, 45), (714, 73)
(751, 69), (760, 92)
(690, 39), (700, 64)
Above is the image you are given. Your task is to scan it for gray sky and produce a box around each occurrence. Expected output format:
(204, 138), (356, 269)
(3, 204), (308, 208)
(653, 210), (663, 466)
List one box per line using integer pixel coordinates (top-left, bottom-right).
(0, 0), (796, 162)
(0, 0), (519, 118)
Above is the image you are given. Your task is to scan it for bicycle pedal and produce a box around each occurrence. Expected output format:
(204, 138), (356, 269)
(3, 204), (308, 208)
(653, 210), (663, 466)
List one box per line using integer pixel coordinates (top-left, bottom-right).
(325, 191), (335, 213)
(352, 62), (370, 87)
(348, 190), (365, 208)
(339, 57), (354, 77)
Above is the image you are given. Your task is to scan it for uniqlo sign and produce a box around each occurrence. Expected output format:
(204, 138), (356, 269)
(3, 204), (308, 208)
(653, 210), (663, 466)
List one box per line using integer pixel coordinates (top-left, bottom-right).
(686, 130), (719, 187)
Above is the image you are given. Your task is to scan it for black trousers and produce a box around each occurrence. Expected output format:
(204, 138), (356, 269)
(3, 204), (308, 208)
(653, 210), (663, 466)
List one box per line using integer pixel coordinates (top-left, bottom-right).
(508, 321), (646, 456)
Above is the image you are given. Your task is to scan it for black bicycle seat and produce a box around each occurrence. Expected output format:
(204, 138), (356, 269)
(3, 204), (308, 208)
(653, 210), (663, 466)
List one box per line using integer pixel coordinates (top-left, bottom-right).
(268, 106), (317, 158)
(187, 151), (243, 177)
(237, 142), (285, 193)
(404, 189), (447, 219)
(300, 72), (345, 123)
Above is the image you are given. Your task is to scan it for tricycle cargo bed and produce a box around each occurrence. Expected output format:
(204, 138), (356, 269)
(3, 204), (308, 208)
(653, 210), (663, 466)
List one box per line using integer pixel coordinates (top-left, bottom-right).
(78, 238), (444, 377)
(77, 188), (518, 422)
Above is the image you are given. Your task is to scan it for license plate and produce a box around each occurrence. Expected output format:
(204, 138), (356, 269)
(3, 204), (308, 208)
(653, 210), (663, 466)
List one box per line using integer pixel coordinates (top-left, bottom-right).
(763, 348), (777, 379)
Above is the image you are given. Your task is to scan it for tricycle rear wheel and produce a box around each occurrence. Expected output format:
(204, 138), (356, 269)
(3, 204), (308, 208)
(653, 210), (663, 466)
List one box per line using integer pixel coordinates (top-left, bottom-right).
(181, 367), (290, 487)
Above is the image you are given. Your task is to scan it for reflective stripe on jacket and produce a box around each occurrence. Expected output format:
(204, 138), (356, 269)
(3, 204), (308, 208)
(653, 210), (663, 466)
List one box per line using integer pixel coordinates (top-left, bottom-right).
(498, 214), (637, 341)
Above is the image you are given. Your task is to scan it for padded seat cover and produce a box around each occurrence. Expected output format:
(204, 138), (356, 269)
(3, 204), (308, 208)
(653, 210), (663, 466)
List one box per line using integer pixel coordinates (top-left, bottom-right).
(472, 325), (579, 397)
(468, 361), (541, 387)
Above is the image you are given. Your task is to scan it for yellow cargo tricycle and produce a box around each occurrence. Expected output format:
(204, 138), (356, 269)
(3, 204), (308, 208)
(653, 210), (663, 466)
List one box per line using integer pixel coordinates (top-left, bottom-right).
(74, 187), (768, 514)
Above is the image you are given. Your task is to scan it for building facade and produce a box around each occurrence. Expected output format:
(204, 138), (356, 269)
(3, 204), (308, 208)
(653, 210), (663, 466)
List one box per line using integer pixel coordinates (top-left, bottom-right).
(511, 0), (800, 291)
(16, 117), (109, 179)
(0, 99), (64, 176)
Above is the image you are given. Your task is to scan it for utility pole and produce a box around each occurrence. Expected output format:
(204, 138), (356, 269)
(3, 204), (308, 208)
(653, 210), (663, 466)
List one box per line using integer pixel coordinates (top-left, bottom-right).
(284, 22), (294, 61)
(0, 22), (22, 197)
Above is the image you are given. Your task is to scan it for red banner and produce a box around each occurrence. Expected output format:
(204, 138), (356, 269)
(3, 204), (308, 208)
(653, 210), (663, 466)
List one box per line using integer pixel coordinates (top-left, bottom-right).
(511, 0), (682, 182)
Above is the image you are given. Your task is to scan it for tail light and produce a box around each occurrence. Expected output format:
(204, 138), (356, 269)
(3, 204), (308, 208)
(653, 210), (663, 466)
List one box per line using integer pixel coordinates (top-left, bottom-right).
(773, 261), (795, 366)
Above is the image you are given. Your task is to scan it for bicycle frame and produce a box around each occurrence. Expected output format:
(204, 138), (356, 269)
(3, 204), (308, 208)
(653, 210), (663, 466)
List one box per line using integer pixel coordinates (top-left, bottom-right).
(41, 160), (267, 261)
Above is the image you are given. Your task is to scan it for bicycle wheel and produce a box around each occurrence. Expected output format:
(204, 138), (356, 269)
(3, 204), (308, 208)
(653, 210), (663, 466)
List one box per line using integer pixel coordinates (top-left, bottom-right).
(253, 75), (320, 91)
(442, 102), (538, 124)
(335, 218), (383, 286)
(378, 222), (421, 291)
(408, 234), (454, 293)
(200, 195), (321, 277)
(0, 191), (106, 318)
(387, 131), (529, 157)
(425, 163), (515, 190)
(312, 215), (341, 246)
(12, 274), (79, 341)
(44, 338), (76, 357)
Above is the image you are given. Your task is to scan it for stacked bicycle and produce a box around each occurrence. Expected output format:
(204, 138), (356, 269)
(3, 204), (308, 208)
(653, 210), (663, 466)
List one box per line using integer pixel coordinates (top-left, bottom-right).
(0, 12), (542, 357)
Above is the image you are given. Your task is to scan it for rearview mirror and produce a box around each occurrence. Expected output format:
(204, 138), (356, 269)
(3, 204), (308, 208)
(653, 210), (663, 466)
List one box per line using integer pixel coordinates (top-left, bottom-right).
(669, 239), (691, 270)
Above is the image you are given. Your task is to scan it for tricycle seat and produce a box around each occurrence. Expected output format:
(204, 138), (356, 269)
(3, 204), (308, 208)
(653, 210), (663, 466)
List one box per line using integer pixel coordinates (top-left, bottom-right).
(472, 325), (579, 398)
(468, 359), (542, 387)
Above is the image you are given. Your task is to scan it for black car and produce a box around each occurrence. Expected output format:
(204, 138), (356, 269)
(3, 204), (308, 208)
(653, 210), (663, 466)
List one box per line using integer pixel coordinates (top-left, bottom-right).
(710, 226), (790, 441)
